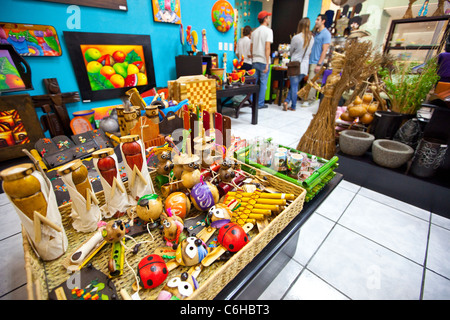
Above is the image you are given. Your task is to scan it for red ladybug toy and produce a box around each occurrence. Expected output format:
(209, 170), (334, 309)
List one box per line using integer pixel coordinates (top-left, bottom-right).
(137, 254), (168, 289)
(217, 223), (249, 253)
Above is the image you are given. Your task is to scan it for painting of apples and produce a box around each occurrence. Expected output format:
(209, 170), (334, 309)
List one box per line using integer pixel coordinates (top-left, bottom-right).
(80, 44), (148, 91)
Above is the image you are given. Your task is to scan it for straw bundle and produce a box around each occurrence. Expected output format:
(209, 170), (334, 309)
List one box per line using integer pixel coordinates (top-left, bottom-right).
(296, 40), (382, 159)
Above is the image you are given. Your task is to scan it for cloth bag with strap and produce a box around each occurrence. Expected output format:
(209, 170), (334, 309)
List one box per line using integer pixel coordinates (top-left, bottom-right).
(286, 36), (311, 77)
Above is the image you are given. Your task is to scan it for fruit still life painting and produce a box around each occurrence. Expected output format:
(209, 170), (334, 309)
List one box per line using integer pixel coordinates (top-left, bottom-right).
(0, 49), (26, 91)
(81, 44), (148, 92)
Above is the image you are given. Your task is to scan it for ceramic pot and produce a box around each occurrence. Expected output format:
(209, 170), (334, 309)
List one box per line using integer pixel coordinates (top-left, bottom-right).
(372, 139), (414, 169)
(410, 138), (448, 178)
(370, 111), (403, 140)
(339, 130), (375, 156)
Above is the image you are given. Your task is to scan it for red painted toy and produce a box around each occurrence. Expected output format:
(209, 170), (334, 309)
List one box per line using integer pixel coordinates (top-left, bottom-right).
(217, 222), (249, 253)
(137, 254), (168, 289)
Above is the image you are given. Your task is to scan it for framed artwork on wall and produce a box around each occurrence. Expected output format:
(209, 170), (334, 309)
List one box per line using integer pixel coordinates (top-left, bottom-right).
(0, 94), (45, 161)
(0, 44), (33, 93)
(0, 22), (62, 57)
(34, 0), (128, 11)
(151, 0), (182, 24)
(63, 31), (156, 102)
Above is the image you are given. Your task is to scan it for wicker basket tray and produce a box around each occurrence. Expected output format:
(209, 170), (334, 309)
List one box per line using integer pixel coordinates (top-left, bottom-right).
(22, 162), (306, 300)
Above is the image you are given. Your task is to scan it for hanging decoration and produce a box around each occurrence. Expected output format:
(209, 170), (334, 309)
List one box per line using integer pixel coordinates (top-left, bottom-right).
(211, 0), (235, 33)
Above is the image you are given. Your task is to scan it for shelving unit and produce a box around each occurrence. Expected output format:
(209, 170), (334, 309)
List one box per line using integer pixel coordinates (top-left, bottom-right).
(383, 15), (450, 64)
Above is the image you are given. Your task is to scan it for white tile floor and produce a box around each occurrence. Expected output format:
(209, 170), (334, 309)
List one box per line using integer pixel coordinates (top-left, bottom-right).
(0, 101), (449, 300)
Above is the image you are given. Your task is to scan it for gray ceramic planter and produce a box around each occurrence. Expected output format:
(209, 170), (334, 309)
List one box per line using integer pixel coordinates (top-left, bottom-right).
(372, 139), (414, 169)
(339, 130), (375, 156)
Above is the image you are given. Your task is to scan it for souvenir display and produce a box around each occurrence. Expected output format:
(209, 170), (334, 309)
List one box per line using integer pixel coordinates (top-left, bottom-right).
(0, 163), (68, 261)
(57, 159), (101, 232)
(92, 148), (131, 218)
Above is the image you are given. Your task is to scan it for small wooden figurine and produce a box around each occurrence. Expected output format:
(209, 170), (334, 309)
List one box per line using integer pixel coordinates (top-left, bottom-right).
(92, 148), (131, 218)
(218, 158), (236, 183)
(57, 159), (101, 233)
(157, 266), (202, 300)
(156, 150), (174, 176)
(0, 162), (68, 261)
(160, 208), (185, 247)
(120, 135), (156, 203)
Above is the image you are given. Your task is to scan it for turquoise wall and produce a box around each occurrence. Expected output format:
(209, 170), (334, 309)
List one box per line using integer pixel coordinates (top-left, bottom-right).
(0, 0), (236, 123)
(306, 0), (322, 22)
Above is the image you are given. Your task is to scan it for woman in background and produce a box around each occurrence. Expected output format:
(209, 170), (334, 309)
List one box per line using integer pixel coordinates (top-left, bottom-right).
(283, 18), (314, 111)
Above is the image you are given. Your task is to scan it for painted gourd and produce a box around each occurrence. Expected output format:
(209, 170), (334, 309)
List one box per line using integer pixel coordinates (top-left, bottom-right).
(137, 254), (168, 289)
(206, 203), (232, 228)
(135, 194), (163, 222)
(0, 163), (48, 220)
(217, 222), (249, 253)
(165, 192), (191, 220)
(175, 236), (209, 266)
(190, 181), (219, 211)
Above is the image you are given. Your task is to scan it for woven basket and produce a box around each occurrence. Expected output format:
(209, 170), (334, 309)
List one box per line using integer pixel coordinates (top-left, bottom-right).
(22, 163), (306, 300)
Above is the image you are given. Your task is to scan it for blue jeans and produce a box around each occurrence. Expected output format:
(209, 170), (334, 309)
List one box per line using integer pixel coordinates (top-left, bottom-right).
(252, 62), (270, 108)
(285, 74), (305, 110)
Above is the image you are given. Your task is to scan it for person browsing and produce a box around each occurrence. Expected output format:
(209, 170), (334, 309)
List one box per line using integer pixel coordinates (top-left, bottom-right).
(251, 10), (274, 109)
(236, 25), (253, 71)
(283, 18), (314, 111)
(305, 14), (331, 106)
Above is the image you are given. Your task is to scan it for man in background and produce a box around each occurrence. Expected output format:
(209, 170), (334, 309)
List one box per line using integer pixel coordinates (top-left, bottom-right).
(236, 25), (253, 71)
(251, 11), (273, 109)
(304, 14), (331, 107)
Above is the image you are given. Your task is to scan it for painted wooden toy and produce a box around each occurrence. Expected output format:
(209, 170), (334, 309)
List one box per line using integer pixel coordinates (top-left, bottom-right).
(135, 194), (163, 223)
(206, 203), (233, 228)
(160, 208), (185, 247)
(57, 159), (101, 233)
(92, 148), (130, 218)
(201, 222), (253, 267)
(164, 191), (191, 220)
(135, 254), (168, 290)
(0, 163), (68, 261)
(190, 179), (220, 211)
(120, 135), (156, 203)
(218, 158), (236, 183)
(181, 159), (201, 189)
(156, 150), (174, 176)
(102, 220), (126, 243)
(157, 265), (202, 300)
(175, 236), (209, 267)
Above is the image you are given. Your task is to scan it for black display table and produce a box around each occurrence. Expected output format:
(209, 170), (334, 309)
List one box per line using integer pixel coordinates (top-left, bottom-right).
(215, 173), (343, 300)
(216, 84), (259, 125)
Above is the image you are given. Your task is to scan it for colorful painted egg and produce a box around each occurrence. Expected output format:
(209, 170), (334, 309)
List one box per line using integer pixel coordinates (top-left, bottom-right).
(137, 254), (168, 289)
(190, 181), (219, 211)
(218, 222), (249, 252)
(165, 192), (191, 220)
